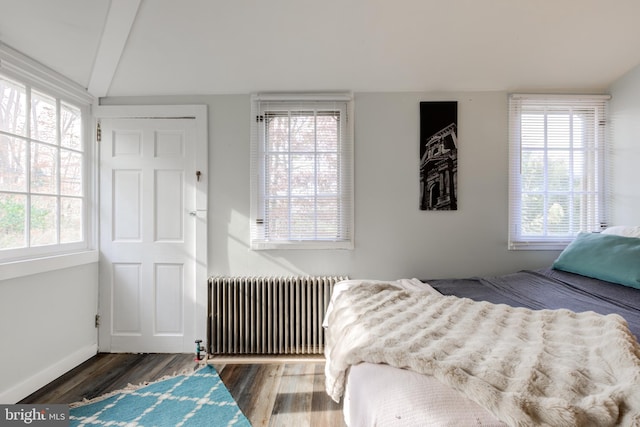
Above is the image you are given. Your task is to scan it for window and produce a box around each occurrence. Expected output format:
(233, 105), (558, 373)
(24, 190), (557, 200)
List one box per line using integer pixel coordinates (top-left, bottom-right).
(0, 52), (92, 262)
(508, 94), (610, 250)
(250, 94), (354, 249)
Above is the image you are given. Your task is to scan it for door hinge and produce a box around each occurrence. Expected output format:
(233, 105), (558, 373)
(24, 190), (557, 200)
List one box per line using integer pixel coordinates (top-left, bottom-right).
(95, 314), (101, 328)
(96, 121), (101, 143)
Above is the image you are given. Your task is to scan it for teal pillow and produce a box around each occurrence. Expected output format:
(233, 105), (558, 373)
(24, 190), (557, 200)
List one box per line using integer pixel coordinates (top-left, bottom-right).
(553, 232), (640, 289)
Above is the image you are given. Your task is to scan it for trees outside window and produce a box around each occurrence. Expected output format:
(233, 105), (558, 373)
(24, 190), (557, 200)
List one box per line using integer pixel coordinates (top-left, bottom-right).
(1, 74), (87, 258)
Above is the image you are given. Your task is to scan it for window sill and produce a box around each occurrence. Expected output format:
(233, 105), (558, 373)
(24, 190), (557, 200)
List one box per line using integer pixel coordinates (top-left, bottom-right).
(508, 241), (569, 251)
(0, 250), (99, 281)
(251, 241), (354, 250)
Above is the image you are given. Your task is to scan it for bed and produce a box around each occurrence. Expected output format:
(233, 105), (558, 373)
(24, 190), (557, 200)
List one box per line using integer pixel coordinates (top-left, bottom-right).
(324, 228), (640, 426)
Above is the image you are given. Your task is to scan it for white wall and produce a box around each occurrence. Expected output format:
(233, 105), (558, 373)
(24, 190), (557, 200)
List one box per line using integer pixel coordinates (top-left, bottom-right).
(608, 63), (640, 225)
(102, 92), (559, 280)
(0, 263), (98, 403)
(8, 84), (628, 402)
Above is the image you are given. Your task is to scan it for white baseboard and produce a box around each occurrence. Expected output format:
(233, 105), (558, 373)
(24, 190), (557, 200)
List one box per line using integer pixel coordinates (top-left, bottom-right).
(0, 343), (97, 404)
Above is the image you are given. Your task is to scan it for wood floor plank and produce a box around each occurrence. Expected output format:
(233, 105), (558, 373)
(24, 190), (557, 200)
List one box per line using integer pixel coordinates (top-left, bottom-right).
(270, 363), (315, 426)
(76, 353), (148, 399)
(20, 353), (140, 403)
(19, 354), (201, 404)
(217, 363), (257, 400)
(311, 363), (346, 427)
(241, 364), (284, 427)
(124, 353), (199, 384)
(18, 353), (344, 426)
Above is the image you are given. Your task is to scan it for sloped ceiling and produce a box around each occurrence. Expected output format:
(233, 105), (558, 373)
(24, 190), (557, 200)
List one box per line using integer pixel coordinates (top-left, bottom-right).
(1, 0), (640, 98)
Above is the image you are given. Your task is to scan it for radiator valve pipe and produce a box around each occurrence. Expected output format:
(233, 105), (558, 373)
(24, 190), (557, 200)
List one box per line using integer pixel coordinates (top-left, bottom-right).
(195, 339), (206, 361)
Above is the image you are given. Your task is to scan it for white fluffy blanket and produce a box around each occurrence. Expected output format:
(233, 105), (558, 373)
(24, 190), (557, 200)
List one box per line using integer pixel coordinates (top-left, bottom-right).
(325, 282), (640, 426)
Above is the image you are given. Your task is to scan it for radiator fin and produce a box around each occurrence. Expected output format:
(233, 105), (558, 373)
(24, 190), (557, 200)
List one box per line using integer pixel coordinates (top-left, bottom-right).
(208, 276), (346, 355)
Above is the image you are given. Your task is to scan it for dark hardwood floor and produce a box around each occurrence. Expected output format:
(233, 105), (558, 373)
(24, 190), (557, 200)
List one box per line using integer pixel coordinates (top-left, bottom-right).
(19, 353), (346, 427)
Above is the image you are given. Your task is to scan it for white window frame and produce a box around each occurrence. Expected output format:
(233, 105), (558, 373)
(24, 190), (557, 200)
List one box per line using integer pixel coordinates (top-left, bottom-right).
(250, 93), (354, 250)
(0, 44), (96, 268)
(508, 93), (610, 250)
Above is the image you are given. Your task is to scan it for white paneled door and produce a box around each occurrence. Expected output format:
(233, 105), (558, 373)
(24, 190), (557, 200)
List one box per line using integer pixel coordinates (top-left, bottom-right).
(98, 106), (207, 353)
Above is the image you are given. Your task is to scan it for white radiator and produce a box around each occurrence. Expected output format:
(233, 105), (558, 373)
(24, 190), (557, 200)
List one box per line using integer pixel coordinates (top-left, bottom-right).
(208, 276), (346, 355)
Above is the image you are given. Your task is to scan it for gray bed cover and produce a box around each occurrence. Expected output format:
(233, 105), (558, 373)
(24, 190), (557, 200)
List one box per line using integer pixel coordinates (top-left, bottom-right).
(427, 268), (640, 340)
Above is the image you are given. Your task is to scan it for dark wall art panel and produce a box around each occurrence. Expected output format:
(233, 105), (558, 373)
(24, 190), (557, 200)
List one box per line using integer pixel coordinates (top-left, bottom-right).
(419, 101), (458, 211)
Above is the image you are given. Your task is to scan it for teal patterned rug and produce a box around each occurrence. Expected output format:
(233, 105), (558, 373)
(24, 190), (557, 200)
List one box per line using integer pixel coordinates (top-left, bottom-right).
(69, 365), (251, 427)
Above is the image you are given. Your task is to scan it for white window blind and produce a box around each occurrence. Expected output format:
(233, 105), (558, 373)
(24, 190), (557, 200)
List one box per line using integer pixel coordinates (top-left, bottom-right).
(508, 94), (610, 250)
(250, 93), (354, 250)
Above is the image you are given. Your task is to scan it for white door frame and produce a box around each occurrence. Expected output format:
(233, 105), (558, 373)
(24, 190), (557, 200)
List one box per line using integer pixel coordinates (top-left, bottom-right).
(95, 104), (208, 352)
